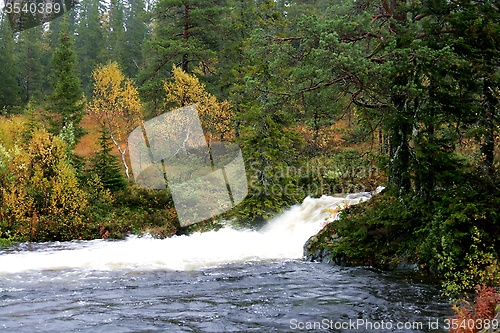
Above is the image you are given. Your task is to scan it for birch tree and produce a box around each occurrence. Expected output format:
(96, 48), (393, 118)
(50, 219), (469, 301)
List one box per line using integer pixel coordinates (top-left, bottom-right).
(164, 66), (234, 141)
(88, 62), (143, 180)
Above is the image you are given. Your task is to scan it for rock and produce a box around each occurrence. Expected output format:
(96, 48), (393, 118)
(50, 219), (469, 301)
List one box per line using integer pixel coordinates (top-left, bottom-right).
(393, 256), (419, 272)
(303, 233), (420, 272)
(303, 234), (333, 263)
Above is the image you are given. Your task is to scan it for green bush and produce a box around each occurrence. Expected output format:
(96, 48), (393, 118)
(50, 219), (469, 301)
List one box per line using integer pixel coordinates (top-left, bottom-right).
(309, 173), (500, 296)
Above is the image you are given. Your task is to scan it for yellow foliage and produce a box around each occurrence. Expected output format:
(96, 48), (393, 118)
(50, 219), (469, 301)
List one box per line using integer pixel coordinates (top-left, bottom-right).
(164, 66), (235, 140)
(0, 128), (88, 226)
(1, 186), (34, 222)
(0, 116), (28, 148)
(0, 140), (32, 222)
(85, 172), (114, 206)
(88, 62), (143, 143)
(49, 159), (88, 216)
(28, 128), (67, 175)
(87, 62), (143, 179)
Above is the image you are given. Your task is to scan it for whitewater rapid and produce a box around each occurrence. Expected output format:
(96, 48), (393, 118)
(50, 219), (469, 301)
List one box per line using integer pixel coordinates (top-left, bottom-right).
(0, 189), (382, 274)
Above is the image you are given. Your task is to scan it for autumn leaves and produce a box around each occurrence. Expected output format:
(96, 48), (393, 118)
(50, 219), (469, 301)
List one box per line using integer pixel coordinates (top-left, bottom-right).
(88, 62), (235, 180)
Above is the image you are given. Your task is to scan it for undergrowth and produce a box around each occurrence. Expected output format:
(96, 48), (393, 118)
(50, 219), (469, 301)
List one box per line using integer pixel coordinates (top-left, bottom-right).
(308, 173), (500, 297)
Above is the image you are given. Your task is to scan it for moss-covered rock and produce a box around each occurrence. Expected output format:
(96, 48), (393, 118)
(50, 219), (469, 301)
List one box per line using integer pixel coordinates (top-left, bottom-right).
(303, 177), (500, 296)
(303, 190), (419, 270)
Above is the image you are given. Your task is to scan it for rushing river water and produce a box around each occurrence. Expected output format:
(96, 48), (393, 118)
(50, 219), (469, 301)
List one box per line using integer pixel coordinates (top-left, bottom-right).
(0, 192), (452, 332)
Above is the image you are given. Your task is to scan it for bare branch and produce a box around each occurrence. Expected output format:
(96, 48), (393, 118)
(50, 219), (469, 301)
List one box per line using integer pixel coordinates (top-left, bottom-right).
(352, 99), (389, 109)
(415, 29), (455, 39)
(271, 36), (304, 42)
(414, 13), (429, 21)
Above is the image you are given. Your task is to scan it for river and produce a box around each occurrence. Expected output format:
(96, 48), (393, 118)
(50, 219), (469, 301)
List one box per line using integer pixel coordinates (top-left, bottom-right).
(0, 193), (452, 332)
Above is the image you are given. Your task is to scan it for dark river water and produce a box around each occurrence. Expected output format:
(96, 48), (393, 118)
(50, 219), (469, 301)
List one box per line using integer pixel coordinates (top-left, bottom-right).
(0, 260), (452, 333)
(0, 194), (453, 332)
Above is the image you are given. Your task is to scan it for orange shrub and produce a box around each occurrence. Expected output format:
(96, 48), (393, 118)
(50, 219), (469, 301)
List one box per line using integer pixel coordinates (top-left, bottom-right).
(450, 286), (500, 333)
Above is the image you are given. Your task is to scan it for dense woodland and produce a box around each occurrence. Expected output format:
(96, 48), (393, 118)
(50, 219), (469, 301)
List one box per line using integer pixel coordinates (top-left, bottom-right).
(0, 0), (499, 303)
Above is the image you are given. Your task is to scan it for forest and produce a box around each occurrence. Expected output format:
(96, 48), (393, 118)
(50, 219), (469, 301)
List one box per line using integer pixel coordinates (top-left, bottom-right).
(0, 0), (499, 311)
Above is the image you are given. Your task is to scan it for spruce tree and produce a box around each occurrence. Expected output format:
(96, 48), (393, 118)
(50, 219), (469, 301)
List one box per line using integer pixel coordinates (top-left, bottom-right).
(91, 127), (127, 191)
(123, 0), (149, 79)
(103, 0), (126, 67)
(0, 13), (21, 110)
(75, 0), (105, 95)
(17, 25), (45, 104)
(50, 17), (85, 143)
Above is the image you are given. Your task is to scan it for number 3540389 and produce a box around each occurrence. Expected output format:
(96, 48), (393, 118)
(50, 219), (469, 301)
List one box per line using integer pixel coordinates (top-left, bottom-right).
(3, 1), (62, 15)
(443, 318), (499, 331)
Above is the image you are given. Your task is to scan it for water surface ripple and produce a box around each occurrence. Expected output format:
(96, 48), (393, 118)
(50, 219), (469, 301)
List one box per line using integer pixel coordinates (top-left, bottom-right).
(0, 260), (451, 332)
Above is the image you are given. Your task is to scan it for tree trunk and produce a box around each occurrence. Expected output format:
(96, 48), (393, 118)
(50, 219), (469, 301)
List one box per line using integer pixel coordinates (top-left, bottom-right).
(108, 127), (130, 180)
(182, 4), (191, 72)
(389, 88), (412, 193)
(481, 78), (496, 177)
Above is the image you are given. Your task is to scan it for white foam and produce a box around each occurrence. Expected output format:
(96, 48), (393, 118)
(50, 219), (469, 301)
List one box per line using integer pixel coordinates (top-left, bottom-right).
(0, 192), (379, 273)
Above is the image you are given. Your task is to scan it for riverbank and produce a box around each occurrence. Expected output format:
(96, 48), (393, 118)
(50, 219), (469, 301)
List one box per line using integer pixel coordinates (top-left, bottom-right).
(303, 186), (500, 332)
(304, 185), (500, 292)
(0, 194), (454, 332)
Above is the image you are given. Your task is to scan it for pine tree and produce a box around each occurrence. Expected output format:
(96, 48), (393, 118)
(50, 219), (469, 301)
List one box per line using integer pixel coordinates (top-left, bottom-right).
(139, 0), (223, 114)
(91, 127), (127, 191)
(50, 17), (85, 143)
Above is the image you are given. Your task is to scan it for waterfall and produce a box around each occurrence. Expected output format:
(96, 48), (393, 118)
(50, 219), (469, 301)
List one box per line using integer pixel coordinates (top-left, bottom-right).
(0, 188), (383, 273)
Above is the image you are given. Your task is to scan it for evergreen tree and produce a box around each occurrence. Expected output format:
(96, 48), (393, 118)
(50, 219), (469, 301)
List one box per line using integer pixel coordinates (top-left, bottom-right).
(279, 0), (500, 293)
(75, 0), (106, 95)
(0, 13), (21, 110)
(91, 127), (127, 191)
(448, 0), (500, 178)
(103, 0), (126, 67)
(236, 27), (305, 221)
(17, 25), (46, 104)
(237, 102), (304, 221)
(139, 0), (224, 114)
(123, 0), (150, 79)
(255, 0), (493, 195)
(50, 17), (85, 143)
(48, 7), (78, 51)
